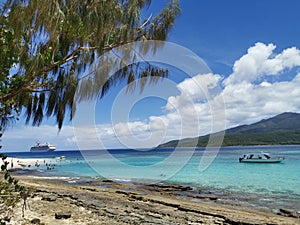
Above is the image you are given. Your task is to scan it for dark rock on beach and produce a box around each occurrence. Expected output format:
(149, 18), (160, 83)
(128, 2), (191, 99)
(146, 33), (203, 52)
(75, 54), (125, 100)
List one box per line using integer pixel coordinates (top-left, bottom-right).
(41, 195), (56, 202)
(30, 218), (41, 224)
(102, 179), (114, 183)
(55, 212), (72, 219)
(278, 208), (299, 218)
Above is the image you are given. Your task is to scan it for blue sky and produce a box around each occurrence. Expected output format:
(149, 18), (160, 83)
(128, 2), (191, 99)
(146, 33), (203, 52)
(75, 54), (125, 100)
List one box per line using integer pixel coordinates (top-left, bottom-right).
(3, 1), (300, 151)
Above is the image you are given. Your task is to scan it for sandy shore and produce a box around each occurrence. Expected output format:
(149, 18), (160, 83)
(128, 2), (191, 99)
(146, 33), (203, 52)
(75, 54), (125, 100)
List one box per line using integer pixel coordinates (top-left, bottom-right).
(1, 157), (65, 170)
(5, 176), (299, 225)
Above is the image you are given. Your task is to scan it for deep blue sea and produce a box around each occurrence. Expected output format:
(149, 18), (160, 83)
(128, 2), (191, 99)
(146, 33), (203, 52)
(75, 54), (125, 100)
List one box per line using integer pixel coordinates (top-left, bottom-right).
(5, 145), (300, 212)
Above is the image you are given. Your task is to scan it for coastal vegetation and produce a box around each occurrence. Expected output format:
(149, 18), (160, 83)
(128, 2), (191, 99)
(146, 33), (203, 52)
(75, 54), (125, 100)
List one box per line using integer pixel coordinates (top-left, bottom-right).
(158, 112), (300, 147)
(0, 0), (180, 223)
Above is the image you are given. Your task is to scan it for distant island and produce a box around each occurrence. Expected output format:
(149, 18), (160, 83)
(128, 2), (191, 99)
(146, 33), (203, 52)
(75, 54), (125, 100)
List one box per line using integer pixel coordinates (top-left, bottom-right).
(158, 112), (300, 147)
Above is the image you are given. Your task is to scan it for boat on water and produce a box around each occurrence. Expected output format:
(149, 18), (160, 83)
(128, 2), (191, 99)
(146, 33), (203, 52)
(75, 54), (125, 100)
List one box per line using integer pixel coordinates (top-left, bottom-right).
(30, 142), (56, 152)
(55, 156), (66, 161)
(239, 152), (284, 163)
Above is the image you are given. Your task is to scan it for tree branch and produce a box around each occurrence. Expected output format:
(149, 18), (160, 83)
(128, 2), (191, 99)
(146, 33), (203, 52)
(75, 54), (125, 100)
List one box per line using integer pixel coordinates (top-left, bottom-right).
(0, 39), (146, 103)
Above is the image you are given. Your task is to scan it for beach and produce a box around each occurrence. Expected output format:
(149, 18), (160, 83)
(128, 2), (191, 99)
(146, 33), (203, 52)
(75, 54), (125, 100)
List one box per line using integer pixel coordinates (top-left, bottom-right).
(2, 147), (300, 224)
(7, 175), (300, 225)
(1, 157), (65, 171)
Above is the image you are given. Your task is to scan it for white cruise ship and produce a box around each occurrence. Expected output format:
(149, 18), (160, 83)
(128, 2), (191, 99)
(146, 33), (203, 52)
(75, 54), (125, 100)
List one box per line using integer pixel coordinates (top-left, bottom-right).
(30, 142), (56, 152)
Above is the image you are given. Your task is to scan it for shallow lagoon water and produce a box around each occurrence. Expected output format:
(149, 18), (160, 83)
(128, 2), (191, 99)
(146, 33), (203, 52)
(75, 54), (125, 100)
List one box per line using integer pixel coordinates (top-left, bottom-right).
(6, 145), (300, 211)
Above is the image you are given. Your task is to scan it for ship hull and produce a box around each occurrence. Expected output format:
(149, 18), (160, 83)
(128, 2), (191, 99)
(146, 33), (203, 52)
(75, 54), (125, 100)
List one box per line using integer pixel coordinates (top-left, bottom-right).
(30, 144), (56, 152)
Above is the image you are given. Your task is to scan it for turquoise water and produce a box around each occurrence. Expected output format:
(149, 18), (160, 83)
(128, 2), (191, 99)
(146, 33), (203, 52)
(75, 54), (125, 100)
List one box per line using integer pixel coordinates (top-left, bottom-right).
(6, 145), (300, 211)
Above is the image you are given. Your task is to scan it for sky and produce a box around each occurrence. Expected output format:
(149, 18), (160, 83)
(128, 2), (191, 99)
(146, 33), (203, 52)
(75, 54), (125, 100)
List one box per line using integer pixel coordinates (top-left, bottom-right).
(2, 0), (300, 152)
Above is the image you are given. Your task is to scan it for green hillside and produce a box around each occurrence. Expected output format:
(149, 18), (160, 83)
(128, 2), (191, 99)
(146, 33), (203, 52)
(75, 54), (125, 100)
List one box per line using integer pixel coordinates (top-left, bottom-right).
(158, 112), (300, 147)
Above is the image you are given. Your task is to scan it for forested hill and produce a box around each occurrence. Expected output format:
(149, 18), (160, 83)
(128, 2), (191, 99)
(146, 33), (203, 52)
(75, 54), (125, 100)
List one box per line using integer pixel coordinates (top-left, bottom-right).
(158, 112), (300, 147)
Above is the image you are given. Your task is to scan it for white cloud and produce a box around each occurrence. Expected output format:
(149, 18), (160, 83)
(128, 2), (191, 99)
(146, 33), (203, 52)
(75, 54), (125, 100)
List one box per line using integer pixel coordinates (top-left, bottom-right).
(219, 43), (300, 126)
(165, 73), (222, 111)
(222, 75), (300, 125)
(224, 42), (300, 85)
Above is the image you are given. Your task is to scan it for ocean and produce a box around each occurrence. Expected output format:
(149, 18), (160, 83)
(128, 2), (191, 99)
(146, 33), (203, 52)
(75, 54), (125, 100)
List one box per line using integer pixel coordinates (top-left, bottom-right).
(5, 145), (300, 212)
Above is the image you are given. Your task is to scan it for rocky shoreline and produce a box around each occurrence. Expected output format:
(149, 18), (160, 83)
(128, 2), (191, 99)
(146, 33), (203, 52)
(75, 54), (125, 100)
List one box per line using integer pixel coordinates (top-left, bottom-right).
(8, 176), (300, 225)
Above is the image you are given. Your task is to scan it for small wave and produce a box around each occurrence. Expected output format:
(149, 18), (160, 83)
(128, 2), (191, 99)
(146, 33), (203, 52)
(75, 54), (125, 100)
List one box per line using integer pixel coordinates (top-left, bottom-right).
(113, 178), (133, 183)
(279, 150), (300, 154)
(67, 180), (79, 184)
(27, 175), (79, 180)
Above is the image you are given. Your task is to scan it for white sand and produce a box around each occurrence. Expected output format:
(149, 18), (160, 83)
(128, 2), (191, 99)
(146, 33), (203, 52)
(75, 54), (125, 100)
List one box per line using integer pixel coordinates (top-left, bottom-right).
(1, 157), (66, 170)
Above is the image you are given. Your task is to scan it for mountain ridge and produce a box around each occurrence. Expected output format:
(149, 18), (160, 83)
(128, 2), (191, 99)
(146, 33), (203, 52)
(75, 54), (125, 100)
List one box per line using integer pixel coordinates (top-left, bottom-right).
(158, 112), (300, 147)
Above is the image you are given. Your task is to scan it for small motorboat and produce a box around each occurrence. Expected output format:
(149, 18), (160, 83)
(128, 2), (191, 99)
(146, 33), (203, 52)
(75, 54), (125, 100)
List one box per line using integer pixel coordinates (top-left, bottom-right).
(239, 152), (284, 163)
(55, 156), (66, 161)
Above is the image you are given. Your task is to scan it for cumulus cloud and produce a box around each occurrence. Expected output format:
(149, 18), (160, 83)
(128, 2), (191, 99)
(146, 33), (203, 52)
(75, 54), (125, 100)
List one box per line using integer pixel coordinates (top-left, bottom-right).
(222, 74), (300, 125)
(221, 42), (300, 126)
(224, 42), (300, 85)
